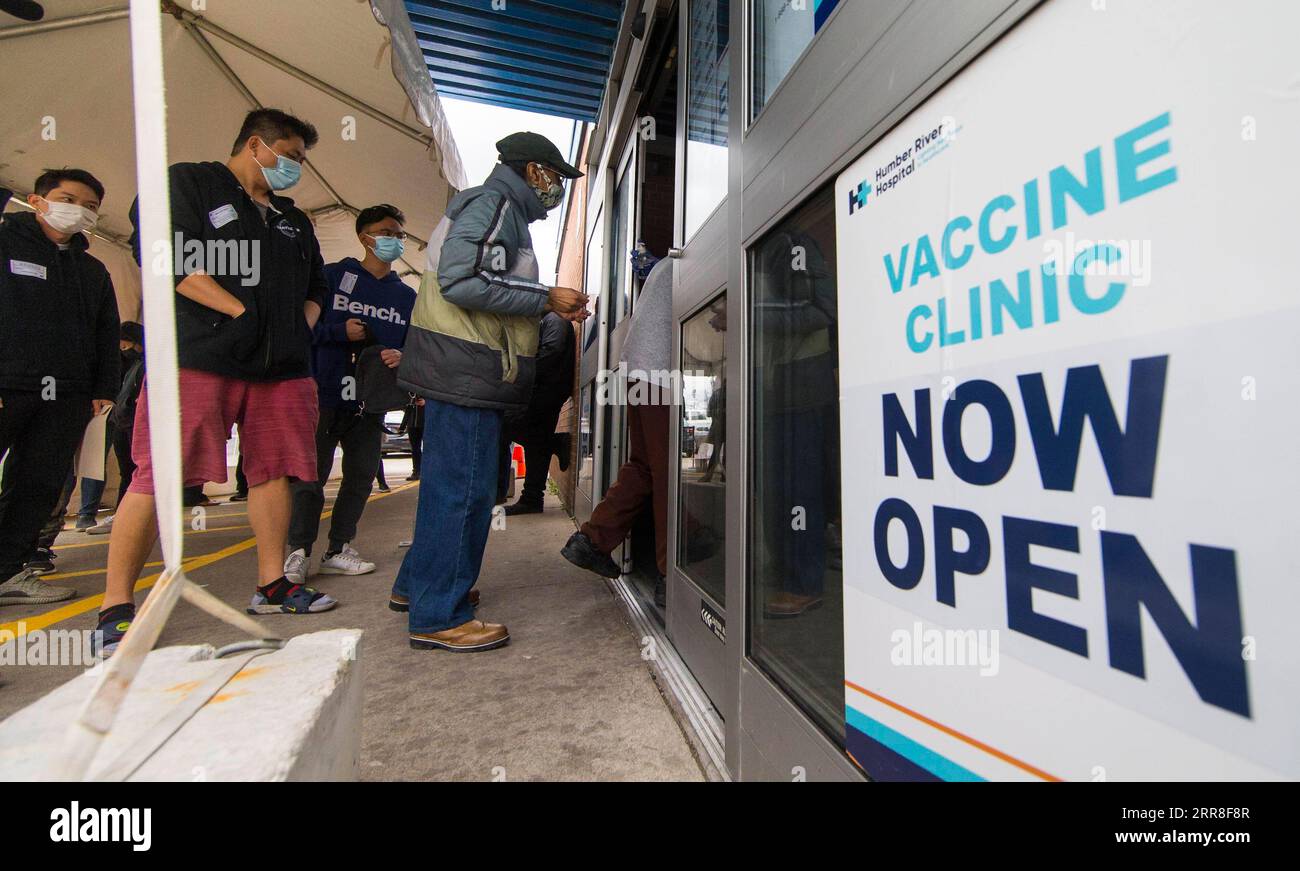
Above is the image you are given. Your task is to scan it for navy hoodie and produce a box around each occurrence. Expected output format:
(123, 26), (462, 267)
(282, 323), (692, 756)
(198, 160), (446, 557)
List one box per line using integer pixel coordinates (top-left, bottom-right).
(312, 257), (416, 409)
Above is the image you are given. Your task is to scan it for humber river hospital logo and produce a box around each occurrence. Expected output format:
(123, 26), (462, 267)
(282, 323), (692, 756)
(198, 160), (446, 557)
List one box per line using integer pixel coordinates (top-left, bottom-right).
(848, 115), (960, 216)
(848, 179), (872, 215)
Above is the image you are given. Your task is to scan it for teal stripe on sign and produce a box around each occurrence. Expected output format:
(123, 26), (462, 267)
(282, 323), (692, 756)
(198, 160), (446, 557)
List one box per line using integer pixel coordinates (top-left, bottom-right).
(845, 705), (985, 782)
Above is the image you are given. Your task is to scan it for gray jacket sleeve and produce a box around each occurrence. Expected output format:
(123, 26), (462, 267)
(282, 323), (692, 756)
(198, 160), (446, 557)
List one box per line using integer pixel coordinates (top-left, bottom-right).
(437, 191), (549, 318)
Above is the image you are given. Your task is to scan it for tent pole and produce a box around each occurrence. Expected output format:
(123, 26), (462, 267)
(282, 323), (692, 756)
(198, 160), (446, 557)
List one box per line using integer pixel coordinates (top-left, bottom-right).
(162, 1), (435, 150)
(58, 0), (280, 780)
(176, 17), (351, 212)
(0, 6), (128, 41)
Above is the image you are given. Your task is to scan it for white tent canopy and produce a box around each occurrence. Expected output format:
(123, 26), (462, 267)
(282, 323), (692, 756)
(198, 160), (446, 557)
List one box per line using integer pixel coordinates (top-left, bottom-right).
(0, 0), (467, 316)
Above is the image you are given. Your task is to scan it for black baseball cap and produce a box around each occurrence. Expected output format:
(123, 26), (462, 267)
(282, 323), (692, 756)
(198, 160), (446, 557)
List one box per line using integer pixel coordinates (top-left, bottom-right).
(496, 131), (584, 179)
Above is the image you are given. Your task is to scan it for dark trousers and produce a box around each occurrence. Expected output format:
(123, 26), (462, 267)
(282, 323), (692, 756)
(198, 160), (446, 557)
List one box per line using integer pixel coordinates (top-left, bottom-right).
(407, 404), (424, 472)
(0, 391), (92, 579)
(498, 399), (564, 505)
(289, 406), (384, 555)
(581, 401), (670, 576)
(113, 424), (137, 507)
(233, 452), (247, 496)
(37, 468), (76, 551)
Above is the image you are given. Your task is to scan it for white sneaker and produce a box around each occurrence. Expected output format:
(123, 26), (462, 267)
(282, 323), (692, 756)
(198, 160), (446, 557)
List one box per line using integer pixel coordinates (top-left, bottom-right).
(283, 547), (309, 583)
(87, 514), (115, 535)
(317, 543), (376, 576)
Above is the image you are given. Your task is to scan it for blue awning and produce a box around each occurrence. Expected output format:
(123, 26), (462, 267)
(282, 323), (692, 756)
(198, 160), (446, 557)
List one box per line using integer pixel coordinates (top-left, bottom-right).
(405, 0), (624, 122)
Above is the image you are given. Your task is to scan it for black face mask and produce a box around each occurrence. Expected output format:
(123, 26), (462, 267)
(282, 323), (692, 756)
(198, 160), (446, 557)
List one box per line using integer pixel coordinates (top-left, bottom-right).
(121, 348), (142, 366)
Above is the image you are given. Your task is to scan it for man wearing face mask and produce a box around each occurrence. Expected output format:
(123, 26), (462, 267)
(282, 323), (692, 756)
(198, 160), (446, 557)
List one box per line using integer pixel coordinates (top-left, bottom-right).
(390, 131), (589, 652)
(0, 168), (120, 605)
(284, 203), (416, 582)
(96, 108), (334, 656)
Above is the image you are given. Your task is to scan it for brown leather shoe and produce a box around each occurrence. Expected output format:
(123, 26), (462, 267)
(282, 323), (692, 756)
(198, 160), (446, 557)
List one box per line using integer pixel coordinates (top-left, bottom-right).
(410, 619), (509, 652)
(388, 589), (479, 612)
(763, 592), (824, 618)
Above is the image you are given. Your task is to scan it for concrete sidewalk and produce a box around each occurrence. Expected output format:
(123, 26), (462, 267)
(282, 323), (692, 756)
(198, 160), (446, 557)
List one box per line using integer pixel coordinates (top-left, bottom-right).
(355, 488), (705, 781)
(0, 477), (706, 782)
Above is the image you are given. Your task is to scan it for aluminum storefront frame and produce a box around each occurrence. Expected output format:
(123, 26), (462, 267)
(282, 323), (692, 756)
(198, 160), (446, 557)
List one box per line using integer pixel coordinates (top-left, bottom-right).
(724, 0), (1046, 781)
(582, 0), (1049, 780)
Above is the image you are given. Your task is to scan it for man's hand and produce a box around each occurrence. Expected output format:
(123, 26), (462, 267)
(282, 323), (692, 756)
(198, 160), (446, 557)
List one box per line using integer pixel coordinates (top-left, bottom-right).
(177, 272), (246, 318)
(345, 318), (367, 341)
(380, 348), (402, 369)
(92, 399), (114, 416)
(545, 286), (588, 316)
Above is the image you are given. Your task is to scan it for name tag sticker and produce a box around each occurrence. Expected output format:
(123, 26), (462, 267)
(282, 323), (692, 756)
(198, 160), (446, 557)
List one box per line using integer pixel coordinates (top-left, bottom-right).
(339, 272), (358, 294)
(9, 260), (47, 280)
(208, 204), (238, 229)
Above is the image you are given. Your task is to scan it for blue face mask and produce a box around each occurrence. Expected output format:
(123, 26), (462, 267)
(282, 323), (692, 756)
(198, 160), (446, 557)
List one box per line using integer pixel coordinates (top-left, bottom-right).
(366, 234), (405, 263)
(256, 139), (302, 191)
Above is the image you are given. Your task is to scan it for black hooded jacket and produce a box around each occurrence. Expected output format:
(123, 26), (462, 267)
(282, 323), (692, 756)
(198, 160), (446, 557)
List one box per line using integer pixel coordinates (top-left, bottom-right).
(130, 161), (327, 381)
(0, 211), (120, 399)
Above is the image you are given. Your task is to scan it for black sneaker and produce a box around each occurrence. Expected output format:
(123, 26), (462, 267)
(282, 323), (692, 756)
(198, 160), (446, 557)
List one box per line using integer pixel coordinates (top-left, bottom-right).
(228, 492), (248, 503)
(503, 498), (543, 516)
(560, 532), (621, 579)
(24, 547), (56, 575)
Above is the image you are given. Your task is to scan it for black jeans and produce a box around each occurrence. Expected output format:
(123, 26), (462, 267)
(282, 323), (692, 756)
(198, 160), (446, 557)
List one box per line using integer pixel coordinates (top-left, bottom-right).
(289, 407), (384, 555)
(406, 403), (424, 472)
(0, 390), (92, 578)
(113, 424), (137, 507)
(498, 393), (565, 505)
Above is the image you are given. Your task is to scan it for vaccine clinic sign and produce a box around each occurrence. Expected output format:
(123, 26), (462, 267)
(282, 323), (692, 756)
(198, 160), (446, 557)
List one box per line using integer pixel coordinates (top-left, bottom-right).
(834, 0), (1299, 781)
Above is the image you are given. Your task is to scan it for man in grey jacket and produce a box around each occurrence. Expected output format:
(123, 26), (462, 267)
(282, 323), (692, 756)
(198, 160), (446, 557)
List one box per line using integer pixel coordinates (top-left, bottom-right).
(391, 132), (588, 652)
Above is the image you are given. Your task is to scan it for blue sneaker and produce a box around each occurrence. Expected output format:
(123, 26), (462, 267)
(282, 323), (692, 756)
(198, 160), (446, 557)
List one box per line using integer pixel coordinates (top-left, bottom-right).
(93, 615), (132, 660)
(247, 580), (337, 615)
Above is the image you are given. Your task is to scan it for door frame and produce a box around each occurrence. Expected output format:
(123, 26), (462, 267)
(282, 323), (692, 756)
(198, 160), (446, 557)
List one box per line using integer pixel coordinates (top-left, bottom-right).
(663, 0), (735, 719)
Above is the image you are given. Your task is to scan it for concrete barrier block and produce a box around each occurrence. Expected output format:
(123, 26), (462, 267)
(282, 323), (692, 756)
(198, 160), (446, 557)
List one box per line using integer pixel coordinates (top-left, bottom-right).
(0, 628), (363, 781)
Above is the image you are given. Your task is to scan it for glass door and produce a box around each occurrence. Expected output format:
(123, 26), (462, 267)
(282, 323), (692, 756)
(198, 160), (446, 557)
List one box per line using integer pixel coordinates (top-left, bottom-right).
(677, 294), (728, 609)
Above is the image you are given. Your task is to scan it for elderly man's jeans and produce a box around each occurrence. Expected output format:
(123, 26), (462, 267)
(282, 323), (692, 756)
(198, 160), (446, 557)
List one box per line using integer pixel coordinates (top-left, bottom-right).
(393, 397), (502, 633)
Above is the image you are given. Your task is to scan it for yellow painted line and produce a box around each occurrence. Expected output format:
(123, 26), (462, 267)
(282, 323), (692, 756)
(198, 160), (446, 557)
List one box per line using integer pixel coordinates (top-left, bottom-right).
(56, 523), (255, 549)
(0, 482), (417, 639)
(55, 484), (362, 548)
(0, 539), (258, 638)
(57, 485), (352, 532)
(44, 560), (164, 581)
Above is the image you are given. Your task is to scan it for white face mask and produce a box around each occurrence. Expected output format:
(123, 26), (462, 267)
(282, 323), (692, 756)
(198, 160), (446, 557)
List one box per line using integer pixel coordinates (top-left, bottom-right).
(39, 198), (98, 235)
